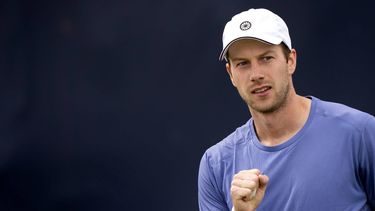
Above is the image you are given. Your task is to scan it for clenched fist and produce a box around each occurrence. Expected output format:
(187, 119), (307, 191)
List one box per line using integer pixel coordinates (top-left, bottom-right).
(230, 169), (269, 211)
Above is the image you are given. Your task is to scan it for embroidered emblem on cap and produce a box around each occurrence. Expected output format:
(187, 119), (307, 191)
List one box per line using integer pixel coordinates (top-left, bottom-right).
(240, 21), (251, 31)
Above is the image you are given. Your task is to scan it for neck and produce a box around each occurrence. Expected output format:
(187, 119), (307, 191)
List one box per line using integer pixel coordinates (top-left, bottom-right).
(250, 94), (311, 146)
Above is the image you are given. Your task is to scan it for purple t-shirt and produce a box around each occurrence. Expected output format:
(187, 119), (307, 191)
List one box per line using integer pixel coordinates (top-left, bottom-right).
(198, 96), (375, 210)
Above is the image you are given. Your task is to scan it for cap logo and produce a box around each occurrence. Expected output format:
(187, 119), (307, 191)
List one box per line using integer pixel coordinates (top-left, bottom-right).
(240, 21), (251, 31)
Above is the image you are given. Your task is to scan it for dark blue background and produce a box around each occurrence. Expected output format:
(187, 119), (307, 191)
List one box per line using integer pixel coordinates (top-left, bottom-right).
(1, 0), (374, 210)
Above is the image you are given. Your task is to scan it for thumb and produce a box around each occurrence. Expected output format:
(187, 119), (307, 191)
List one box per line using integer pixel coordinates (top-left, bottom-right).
(258, 174), (269, 191)
(251, 174), (269, 208)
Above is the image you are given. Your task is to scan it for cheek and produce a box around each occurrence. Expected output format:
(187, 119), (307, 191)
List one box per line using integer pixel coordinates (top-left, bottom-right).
(230, 72), (242, 87)
(234, 77), (250, 93)
(276, 65), (290, 78)
(275, 70), (291, 88)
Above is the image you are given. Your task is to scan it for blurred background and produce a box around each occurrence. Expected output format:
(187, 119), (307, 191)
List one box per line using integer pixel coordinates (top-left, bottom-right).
(1, 0), (374, 210)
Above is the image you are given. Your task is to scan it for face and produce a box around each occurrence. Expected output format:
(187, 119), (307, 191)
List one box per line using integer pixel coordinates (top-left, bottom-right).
(226, 39), (297, 114)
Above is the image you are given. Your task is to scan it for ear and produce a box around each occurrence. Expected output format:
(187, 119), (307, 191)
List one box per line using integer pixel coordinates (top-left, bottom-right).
(287, 49), (297, 75)
(226, 62), (237, 87)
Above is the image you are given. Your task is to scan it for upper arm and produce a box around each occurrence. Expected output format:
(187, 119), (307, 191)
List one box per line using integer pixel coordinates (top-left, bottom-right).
(198, 152), (229, 211)
(359, 115), (375, 208)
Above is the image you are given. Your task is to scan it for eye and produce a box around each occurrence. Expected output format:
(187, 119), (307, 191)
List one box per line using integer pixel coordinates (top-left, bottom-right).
(261, 56), (273, 62)
(236, 61), (249, 67)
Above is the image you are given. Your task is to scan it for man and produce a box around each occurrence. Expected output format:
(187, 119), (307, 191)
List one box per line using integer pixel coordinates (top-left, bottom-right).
(198, 8), (375, 211)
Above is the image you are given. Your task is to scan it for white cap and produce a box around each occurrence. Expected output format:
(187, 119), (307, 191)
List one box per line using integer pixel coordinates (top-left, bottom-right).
(219, 8), (292, 61)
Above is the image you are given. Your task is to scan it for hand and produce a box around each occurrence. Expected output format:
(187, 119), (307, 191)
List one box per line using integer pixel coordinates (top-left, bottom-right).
(230, 169), (269, 211)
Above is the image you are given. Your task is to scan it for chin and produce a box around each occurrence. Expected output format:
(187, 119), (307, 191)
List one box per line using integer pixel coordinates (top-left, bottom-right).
(252, 106), (277, 114)
(249, 100), (280, 114)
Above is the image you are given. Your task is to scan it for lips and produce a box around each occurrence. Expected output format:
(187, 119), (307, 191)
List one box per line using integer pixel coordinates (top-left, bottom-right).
(251, 86), (272, 94)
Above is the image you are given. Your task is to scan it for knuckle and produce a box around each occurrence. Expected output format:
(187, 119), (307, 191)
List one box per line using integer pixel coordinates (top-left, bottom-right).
(245, 189), (252, 195)
(248, 180), (257, 188)
(230, 186), (240, 195)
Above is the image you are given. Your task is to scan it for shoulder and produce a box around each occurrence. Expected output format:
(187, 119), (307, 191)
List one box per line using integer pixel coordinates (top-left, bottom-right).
(198, 120), (251, 197)
(312, 96), (373, 131)
(203, 120), (251, 166)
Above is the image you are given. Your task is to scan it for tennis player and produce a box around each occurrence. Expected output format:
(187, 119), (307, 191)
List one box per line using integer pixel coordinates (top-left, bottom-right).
(198, 8), (375, 211)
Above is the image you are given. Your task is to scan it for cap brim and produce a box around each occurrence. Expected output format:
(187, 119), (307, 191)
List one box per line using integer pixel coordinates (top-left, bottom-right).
(219, 37), (282, 61)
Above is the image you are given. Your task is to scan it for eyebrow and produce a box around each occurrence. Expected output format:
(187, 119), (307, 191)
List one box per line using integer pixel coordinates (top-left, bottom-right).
(230, 49), (277, 62)
(257, 49), (277, 57)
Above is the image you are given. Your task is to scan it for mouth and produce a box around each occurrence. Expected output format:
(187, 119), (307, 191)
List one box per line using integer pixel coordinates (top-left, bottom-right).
(251, 86), (272, 94)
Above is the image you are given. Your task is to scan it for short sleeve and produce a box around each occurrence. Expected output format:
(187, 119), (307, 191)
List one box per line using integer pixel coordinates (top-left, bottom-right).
(359, 115), (375, 208)
(198, 152), (229, 211)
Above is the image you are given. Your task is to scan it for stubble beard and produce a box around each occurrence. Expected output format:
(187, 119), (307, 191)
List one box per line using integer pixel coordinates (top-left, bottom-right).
(242, 80), (290, 114)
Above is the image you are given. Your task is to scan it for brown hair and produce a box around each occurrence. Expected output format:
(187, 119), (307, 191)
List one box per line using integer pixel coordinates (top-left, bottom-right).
(280, 42), (291, 61)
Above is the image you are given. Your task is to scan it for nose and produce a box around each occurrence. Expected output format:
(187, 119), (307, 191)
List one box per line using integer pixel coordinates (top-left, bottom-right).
(249, 65), (265, 82)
